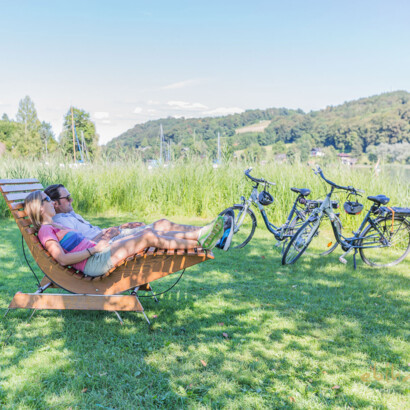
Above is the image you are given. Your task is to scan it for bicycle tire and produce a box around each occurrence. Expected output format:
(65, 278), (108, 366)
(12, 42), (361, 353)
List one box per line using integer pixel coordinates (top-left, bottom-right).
(282, 218), (321, 265)
(307, 215), (340, 257)
(359, 216), (410, 267)
(280, 214), (306, 254)
(219, 205), (257, 249)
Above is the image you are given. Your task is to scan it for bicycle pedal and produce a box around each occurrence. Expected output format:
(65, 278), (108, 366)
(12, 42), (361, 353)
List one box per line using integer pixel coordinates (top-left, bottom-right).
(339, 247), (353, 264)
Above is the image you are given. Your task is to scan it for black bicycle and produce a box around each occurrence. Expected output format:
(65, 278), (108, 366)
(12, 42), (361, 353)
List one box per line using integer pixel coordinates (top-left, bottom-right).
(282, 166), (410, 268)
(219, 168), (339, 252)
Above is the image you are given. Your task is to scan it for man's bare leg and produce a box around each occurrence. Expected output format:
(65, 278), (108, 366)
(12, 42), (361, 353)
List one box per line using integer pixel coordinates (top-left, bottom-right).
(151, 219), (201, 233)
(153, 229), (200, 240)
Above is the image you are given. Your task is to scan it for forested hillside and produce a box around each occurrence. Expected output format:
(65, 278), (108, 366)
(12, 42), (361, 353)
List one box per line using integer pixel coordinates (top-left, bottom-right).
(105, 91), (410, 162)
(1, 92), (410, 163)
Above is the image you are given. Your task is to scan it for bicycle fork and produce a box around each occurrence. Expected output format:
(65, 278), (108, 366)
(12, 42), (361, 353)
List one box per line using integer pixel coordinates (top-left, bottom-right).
(235, 200), (251, 233)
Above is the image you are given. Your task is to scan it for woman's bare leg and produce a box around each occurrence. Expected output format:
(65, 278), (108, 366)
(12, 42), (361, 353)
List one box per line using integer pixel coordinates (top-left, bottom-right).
(109, 229), (198, 266)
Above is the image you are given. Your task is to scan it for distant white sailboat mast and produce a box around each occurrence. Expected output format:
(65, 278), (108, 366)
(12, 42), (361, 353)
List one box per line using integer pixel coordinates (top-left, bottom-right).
(159, 123), (164, 164)
(217, 132), (221, 163)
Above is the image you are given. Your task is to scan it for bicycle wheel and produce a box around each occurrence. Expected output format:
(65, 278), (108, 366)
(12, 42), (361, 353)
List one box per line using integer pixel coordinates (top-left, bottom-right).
(306, 215), (340, 257)
(282, 218), (321, 265)
(279, 214), (306, 254)
(359, 216), (410, 267)
(219, 205), (257, 249)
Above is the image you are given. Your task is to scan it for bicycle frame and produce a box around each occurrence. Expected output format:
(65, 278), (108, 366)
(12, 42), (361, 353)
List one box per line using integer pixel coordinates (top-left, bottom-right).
(238, 181), (308, 242)
(310, 178), (393, 254)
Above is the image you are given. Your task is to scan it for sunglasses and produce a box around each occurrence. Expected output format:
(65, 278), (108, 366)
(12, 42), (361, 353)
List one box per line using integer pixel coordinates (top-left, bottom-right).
(42, 195), (52, 203)
(59, 195), (72, 202)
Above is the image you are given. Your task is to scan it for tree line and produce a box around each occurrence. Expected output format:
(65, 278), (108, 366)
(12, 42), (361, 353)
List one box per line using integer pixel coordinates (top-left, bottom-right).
(2, 91), (410, 164)
(105, 91), (410, 164)
(0, 96), (99, 159)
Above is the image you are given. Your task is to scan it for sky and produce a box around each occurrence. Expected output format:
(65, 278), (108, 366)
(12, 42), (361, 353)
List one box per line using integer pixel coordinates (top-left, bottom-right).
(1, 0), (410, 145)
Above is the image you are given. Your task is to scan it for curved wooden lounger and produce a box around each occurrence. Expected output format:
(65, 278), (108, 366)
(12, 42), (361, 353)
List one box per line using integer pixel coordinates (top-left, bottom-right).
(0, 178), (214, 323)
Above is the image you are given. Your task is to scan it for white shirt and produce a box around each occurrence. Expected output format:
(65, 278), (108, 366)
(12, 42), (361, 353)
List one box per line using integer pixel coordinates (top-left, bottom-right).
(52, 211), (102, 239)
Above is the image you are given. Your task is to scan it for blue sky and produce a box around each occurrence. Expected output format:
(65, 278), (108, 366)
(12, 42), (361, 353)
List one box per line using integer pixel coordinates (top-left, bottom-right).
(1, 0), (409, 144)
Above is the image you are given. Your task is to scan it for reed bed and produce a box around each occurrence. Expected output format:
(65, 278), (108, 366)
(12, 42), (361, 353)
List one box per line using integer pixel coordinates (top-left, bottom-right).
(1, 158), (408, 231)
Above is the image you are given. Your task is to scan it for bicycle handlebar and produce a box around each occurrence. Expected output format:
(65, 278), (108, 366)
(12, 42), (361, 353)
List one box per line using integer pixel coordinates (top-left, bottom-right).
(314, 166), (364, 194)
(244, 168), (276, 185)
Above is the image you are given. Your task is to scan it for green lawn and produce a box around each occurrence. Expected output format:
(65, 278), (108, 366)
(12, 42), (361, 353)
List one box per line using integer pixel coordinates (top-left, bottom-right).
(0, 215), (409, 409)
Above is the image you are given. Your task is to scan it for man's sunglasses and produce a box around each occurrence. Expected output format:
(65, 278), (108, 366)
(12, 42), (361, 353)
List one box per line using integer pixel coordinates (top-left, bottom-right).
(41, 195), (52, 203)
(59, 195), (72, 202)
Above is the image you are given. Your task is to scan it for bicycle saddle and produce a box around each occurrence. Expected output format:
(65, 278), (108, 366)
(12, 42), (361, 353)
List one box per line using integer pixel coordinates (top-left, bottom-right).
(291, 188), (311, 196)
(367, 195), (390, 205)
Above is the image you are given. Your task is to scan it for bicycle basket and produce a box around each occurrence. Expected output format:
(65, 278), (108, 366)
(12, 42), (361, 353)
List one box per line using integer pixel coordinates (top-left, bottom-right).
(344, 200), (364, 215)
(259, 190), (274, 206)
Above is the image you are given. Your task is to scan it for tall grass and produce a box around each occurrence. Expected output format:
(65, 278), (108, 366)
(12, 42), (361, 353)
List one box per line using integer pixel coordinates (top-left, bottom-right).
(1, 157), (409, 230)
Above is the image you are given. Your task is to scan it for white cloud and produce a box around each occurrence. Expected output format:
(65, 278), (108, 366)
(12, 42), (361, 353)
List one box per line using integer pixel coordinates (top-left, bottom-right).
(167, 100), (208, 110)
(102, 120), (111, 124)
(94, 111), (109, 119)
(162, 79), (200, 90)
(133, 107), (143, 114)
(147, 100), (160, 105)
(203, 107), (244, 116)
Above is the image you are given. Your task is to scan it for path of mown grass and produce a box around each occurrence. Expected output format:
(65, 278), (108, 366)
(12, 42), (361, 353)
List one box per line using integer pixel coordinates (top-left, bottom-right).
(0, 215), (409, 409)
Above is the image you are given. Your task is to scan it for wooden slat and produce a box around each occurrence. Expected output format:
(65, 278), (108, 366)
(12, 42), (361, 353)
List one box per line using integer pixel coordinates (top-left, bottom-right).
(187, 248), (196, 256)
(17, 219), (32, 228)
(25, 227), (36, 235)
(196, 248), (206, 257)
(5, 192), (31, 201)
(146, 247), (156, 256)
(10, 201), (25, 210)
(0, 178), (39, 184)
(156, 249), (165, 256)
(1, 183), (43, 193)
(177, 249), (185, 255)
(9, 293), (144, 312)
(14, 210), (27, 218)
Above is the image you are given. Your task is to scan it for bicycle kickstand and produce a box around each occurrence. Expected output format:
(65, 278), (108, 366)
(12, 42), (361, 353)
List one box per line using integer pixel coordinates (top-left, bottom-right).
(353, 249), (358, 270)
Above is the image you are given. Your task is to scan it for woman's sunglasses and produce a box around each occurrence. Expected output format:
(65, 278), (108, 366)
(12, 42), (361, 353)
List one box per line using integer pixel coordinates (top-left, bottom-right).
(41, 195), (52, 203)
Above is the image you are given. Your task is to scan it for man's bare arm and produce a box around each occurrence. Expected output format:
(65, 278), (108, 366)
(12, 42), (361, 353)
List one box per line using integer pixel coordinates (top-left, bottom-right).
(92, 222), (146, 242)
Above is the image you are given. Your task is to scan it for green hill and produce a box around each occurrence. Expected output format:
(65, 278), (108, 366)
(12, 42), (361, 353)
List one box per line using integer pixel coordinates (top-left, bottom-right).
(104, 91), (410, 159)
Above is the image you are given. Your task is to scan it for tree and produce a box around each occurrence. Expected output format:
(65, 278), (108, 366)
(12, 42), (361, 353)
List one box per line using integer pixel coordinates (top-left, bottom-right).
(59, 107), (99, 160)
(16, 96), (39, 136)
(15, 96), (43, 156)
(39, 121), (58, 155)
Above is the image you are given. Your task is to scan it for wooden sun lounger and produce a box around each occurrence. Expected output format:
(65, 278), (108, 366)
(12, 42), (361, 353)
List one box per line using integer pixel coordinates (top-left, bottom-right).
(0, 178), (214, 323)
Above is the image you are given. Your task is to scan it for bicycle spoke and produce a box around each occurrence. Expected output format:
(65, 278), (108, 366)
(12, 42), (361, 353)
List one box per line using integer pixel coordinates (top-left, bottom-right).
(359, 216), (410, 267)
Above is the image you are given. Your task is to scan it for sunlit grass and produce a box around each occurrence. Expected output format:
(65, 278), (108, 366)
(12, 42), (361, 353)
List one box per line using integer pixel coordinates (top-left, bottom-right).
(0, 214), (409, 408)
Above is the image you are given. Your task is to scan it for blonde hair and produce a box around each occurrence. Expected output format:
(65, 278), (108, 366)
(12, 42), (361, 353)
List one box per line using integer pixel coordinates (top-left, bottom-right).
(24, 190), (44, 232)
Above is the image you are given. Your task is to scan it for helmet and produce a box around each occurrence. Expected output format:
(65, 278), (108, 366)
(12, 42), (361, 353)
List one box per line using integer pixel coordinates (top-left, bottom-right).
(258, 190), (274, 206)
(344, 200), (364, 215)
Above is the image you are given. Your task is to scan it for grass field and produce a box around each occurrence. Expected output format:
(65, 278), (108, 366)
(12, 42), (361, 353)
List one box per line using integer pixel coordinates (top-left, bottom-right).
(0, 210), (409, 409)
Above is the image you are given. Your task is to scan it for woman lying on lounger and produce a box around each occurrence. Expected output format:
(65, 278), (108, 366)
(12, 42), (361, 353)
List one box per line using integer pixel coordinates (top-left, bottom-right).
(24, 190), (233, 277)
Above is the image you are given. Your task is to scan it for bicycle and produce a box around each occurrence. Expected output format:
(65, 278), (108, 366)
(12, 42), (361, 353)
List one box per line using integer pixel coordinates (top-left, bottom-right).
(219, 168), (339, 252)
(282, 166), (410, 268)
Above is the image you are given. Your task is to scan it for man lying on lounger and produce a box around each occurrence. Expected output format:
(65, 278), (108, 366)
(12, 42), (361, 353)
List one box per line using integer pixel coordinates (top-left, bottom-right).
(44, 184), (234, 250)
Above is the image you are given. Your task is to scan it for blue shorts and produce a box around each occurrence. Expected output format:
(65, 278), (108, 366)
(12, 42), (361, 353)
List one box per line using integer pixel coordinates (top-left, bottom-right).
(83, 247), (114, 277)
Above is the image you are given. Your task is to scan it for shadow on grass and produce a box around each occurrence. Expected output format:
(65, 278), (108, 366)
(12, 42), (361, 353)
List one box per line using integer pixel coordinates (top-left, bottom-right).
(0, 217), (409, 408)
